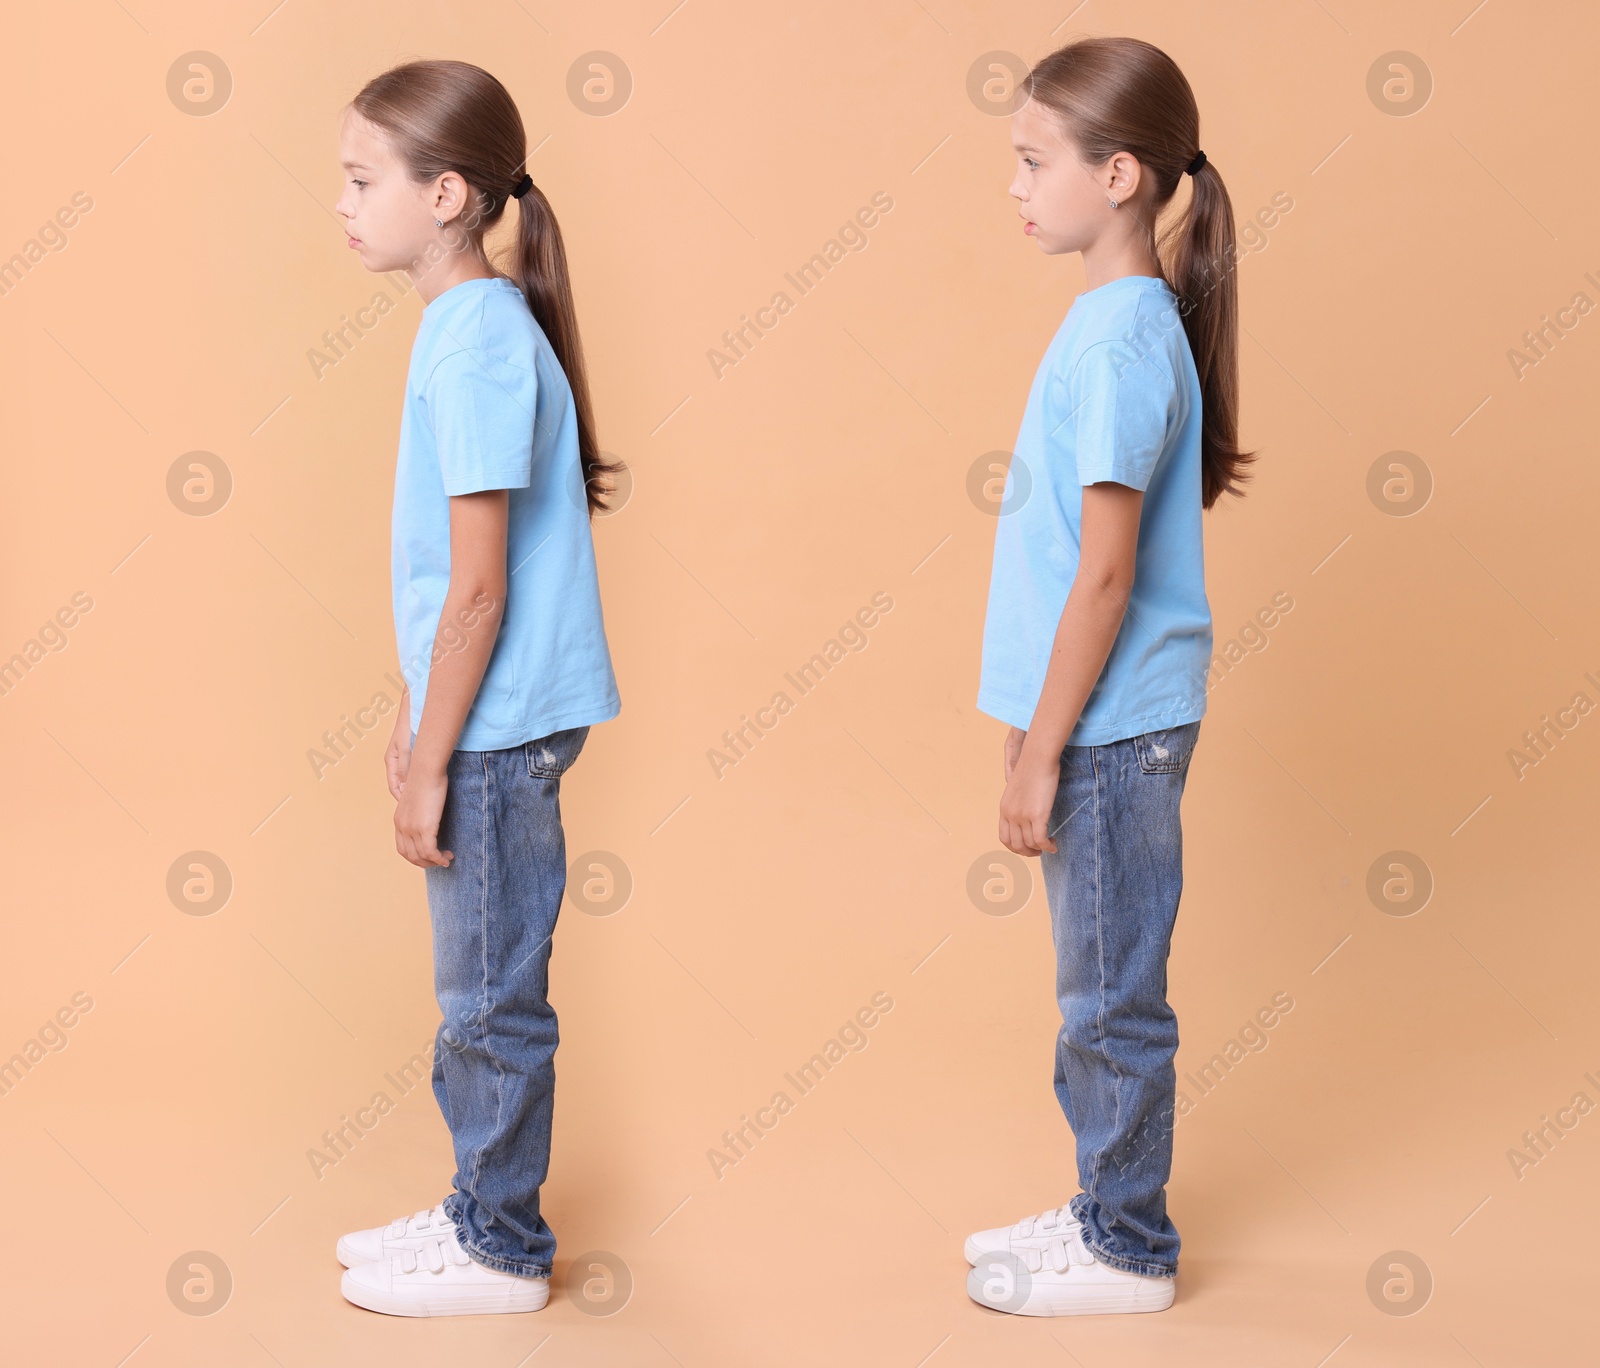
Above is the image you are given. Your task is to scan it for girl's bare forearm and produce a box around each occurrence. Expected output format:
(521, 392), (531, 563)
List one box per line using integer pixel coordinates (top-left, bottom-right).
(408, 586), (504, 776)
(1019, 570), (1131, 762)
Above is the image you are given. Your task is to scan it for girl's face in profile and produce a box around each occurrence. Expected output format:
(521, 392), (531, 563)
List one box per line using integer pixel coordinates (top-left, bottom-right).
(335, 107), (434, 274)
(1009, 99), (1123, 257)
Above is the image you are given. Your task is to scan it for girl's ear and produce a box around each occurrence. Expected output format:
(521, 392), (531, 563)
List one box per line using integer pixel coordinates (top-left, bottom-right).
(1105, 150), (1142, 202)
(433, 170), (471, 224)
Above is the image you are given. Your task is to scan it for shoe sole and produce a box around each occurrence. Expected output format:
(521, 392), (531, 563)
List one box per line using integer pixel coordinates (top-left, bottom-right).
(967, 1276), (1175, 1316)
(1021, 1283), (1174, 1316)
(340, 1270), (550, 1317)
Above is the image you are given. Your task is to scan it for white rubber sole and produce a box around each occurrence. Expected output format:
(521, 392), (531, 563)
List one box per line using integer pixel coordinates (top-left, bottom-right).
(966, 1262), (1175, 1317)
(334, 1235), (365, 1269)
(1002, 1278), (1175, 1316)
(339, 1268), (550, 1317)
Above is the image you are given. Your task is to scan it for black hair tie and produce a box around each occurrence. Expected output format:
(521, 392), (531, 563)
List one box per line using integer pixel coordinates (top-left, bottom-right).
(511, 173), (534, 199)
(1185, 149), (1207, 176)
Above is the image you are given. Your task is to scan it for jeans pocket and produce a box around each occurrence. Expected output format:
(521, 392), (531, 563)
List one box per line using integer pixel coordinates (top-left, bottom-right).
(1133, 724), (1198, 775)
(525, 725), (590, 778)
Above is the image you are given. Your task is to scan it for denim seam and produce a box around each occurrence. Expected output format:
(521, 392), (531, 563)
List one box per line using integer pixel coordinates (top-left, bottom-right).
(465, 751), (507, 1207)
(486, 755), (510, 1210)
(1088, 745), (1127, 1218)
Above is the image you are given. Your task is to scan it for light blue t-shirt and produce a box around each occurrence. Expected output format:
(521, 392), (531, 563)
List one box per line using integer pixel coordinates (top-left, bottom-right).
(392, 276), (620, 750)
(978, 274), (1211, 745)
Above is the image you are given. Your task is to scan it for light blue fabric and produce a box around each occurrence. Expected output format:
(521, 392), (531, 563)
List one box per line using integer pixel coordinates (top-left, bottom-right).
(392, 276), (620, 750)
(978, 275), (1211, 744)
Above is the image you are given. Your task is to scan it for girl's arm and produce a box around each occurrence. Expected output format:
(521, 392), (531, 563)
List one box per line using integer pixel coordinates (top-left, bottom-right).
(392, 489), (510, 868)
(999, 481), (1143, 857)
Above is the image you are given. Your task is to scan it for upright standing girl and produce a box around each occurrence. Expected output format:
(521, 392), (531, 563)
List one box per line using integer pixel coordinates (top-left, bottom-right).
(967, 37), (1254, 1316)
(330, 59), (621, 1317)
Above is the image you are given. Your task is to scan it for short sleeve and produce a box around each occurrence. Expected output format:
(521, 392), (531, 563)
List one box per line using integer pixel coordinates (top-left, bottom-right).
(1068, 340), (1172, 492)
(425, 348), (538, 495)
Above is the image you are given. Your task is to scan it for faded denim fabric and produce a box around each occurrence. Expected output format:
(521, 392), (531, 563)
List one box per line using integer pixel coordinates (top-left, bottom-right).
(422, 724), (589, 1278)
(1041, 720), (1200, 1279)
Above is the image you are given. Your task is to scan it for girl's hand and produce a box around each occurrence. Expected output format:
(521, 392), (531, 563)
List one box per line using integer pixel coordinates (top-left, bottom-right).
(385, 704), (412, 802)
(394, 764), (453, 868)
(1003, 726), (1027, 782)
(999, 751), (1060, 858)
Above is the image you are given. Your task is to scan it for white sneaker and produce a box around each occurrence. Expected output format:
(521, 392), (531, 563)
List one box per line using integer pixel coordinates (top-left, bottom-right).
(966, 1221), (1175, 1316)
(336, 1203), (456, 1268)
(340, 1229), (550, 1317)
(963, 1202), (1081, 1265)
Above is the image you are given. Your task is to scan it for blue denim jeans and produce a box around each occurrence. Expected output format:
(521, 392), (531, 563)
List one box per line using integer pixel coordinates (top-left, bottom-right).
(421, 724), (589, 1280)
(1041, 720), (1200, 1279)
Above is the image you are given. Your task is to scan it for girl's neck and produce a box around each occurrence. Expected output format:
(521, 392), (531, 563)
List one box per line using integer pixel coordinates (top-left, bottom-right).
(1080, 239), (1163, 293)
(411, 247), (497, 306)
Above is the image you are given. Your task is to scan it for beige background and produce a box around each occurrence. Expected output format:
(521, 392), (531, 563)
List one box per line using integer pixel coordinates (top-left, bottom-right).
(3, 0), (1596, 1363)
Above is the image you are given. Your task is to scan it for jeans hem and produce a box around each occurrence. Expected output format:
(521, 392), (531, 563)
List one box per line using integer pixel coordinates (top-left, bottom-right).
(1078, 1232), (1177, 1280)
(452, 1226), (551, 1281)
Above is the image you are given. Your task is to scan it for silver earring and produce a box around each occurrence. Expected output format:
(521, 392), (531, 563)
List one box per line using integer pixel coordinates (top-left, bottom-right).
(435, 218), (443, 228)
(1107, 197), (1119, 210)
